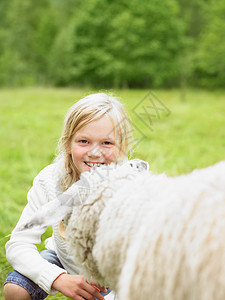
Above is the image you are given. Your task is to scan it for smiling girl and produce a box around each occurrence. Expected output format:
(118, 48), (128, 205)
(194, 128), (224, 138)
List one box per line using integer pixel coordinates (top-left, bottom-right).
(69, 115), (116, 174)
(4, 93), (132, 300)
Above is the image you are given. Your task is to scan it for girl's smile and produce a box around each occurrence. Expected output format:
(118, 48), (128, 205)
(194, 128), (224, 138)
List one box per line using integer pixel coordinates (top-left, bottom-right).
(84, 162), (105, 168)
(69, 115), (116, 174)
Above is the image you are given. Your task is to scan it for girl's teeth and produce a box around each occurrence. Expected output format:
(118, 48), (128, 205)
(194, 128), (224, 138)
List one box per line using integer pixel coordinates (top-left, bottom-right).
(86, 162), (103, 167)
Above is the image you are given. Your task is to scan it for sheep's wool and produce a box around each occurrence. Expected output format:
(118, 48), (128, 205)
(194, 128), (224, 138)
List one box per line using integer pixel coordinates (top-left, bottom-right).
(66, 161), (225, 300)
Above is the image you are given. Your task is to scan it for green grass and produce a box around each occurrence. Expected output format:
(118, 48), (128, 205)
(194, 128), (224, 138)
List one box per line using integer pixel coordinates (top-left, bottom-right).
(0, 87), (225, 299)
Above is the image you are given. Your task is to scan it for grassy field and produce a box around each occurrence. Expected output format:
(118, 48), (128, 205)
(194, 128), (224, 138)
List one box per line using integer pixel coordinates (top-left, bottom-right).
(0, 88), (225, 299)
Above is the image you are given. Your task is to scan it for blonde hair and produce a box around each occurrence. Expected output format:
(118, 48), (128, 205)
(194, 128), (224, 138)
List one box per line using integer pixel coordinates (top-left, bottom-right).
(56, 93), (133, 192)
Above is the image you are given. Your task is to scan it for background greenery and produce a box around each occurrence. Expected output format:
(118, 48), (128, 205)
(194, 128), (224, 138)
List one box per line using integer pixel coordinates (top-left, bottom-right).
(0, 0), (225, 298)
(0, 88), (225, 299)
(0, 0), (224, 89)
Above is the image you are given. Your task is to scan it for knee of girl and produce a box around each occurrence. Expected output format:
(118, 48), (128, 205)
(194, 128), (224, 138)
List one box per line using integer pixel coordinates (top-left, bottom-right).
(4, 283), (31, 300)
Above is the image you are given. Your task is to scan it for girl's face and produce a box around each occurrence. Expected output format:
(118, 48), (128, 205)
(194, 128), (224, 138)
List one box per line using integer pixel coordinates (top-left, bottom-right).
(69, 115), (116, 175)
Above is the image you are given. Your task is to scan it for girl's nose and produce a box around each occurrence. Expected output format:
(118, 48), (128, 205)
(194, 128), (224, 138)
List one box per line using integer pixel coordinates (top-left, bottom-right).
(88, 145), (101, 157)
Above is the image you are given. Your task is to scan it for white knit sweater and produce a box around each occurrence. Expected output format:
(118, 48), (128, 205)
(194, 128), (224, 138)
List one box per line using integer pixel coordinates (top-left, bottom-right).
(5, 161), (80, 295)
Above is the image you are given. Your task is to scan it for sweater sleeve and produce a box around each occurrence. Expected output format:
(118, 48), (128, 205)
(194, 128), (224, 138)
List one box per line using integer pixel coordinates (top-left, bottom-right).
(5, 164), (67, 295)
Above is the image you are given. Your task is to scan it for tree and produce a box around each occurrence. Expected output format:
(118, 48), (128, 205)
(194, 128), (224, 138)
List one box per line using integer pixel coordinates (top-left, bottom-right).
(50, 0), (186, 88)
(0, 0), (58, 86)
(195, 0), (225, 87)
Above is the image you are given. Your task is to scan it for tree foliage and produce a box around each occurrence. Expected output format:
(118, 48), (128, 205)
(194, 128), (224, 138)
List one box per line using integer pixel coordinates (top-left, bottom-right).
(50, 0), (185, 88)
(195, 0), (225, 88)
(0, 0), (223, 88)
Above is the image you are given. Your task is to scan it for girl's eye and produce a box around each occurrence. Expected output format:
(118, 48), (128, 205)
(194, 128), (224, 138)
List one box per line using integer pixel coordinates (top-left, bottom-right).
(103, 141), (113, 145)
(79, 140), (88, 144)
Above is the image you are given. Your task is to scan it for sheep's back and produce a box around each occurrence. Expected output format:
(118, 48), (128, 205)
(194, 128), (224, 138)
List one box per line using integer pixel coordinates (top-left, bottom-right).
(119, 162), (225, 300)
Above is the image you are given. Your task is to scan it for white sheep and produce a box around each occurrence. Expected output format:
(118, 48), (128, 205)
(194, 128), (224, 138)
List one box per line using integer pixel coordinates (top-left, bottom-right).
(66, 160), (225, 300)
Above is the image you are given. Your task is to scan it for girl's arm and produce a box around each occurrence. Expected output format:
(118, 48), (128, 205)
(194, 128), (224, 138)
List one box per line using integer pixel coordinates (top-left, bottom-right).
(5, 164), (66, 295)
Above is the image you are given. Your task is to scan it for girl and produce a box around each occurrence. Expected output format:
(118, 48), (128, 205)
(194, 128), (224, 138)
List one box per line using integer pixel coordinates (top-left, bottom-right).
(4, 93), (132, 300)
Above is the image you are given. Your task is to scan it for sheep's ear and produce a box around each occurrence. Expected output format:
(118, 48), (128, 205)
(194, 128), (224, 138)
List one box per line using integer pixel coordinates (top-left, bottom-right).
(141, 161), (149, 171)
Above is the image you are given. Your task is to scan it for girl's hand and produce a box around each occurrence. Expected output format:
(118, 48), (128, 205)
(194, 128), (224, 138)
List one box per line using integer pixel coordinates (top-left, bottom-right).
(89, 277), (108, 295)
(52, 273), (106, 300)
